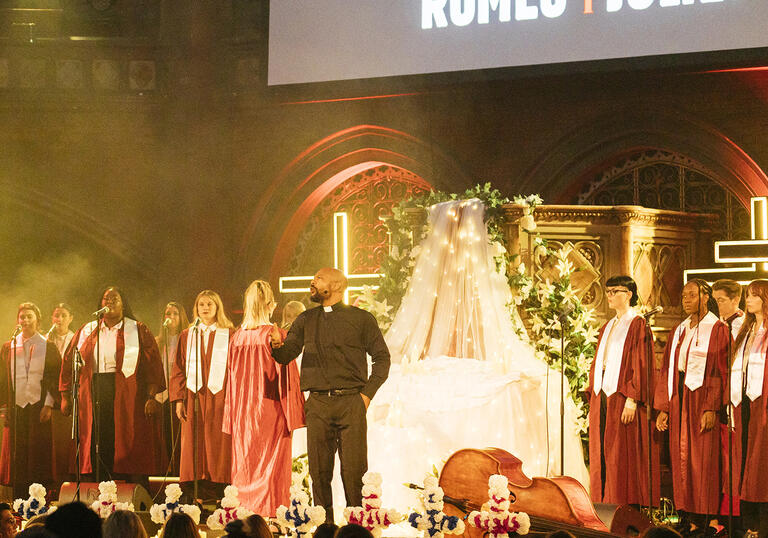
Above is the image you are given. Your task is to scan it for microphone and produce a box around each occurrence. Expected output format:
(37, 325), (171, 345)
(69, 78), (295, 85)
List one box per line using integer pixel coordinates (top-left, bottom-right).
(163, 318), (172, 328)
(91, 306), (110, 318)
(643, 306), (663, 319)
(557, 304), (576, 322)
(11, 325), (22, 338)
(46, 325), (56, 338)
(192, 317), (201, 329)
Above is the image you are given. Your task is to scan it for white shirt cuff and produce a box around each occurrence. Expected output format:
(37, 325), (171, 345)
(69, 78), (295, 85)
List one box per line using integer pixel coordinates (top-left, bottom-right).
(624, 397), (636, 411)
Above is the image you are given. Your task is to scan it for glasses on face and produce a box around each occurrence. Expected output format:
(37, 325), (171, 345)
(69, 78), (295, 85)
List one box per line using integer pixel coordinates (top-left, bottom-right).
(605, 288), (630, 296)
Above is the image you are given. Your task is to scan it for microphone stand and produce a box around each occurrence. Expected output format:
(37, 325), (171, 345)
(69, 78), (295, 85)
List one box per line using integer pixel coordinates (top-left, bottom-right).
(71, 347), (83, 501)
(192, 324), (200, 503)
(643, 313), (656, 512)
(9, 330), (18, 497)
(163, 326), (176, 475)
(93, 314), (102, 483)
(559, 312), (568, 476)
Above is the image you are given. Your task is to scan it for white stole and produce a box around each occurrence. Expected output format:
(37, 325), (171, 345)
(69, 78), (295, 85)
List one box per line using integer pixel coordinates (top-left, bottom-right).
(592, 309), (637, 397)
(667, 312), (718, 398)
(731, 326), (767, 406)
(76, 319), (140, 378)
(11, 333), (47, 407)
(185, 327), (229, 394)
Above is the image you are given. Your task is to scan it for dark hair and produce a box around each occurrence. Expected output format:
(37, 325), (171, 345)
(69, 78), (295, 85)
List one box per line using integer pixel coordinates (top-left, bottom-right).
(605, 275), (638, 307)
(97, 286), (136, 320)
(335, 524), (374, 538)
(685, 278), (719, 318)
(17, 527), (58, 537)
(102, 510), (148, 538)
(161, 512), (198, 538)
(45, 501), (102, 538)
(17, 302), (43, 324)
(157, 301), (190, 344)
(314, 523), (339, 538)
(243, 515), (272, 538)
(733, 280), (768, 356)
(712, 279), (742, 300)
(52, 303), (75, 317)
(223, 519), (247, 538)
(640, 526), (682, 538)
(0, 502), (10, 512)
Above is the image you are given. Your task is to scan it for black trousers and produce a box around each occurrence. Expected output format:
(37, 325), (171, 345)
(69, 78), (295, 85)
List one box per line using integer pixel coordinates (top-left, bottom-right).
(305, 392), (367, 522)
(91, 372), (116, 481)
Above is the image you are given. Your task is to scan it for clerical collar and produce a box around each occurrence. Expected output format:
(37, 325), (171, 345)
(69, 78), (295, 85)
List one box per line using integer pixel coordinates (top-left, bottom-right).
(323, 302), (344, 313)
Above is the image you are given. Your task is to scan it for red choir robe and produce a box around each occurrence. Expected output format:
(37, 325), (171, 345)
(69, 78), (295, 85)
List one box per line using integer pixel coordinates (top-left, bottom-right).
(0, 334), (60, 488)
(60, 319), (166, 475)
(587, 311), (660, 505)
(49, 330), (74, 483)
(222, 326), (305, 515)
(728, 327), (768, 503)
(169, 326), (232, 484)
(720, 311), (744, 516)
(654, 312), (728, 515)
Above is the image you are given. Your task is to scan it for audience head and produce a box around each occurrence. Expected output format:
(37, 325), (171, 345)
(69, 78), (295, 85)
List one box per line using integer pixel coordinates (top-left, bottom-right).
(281, 300), (306, 329)
(45, 502), (102, 538)
(0, 502), (16, 538)
(312, 522), (338, 538)
(605, 275), (638, 310)
(16, 528), (56, 538)
(241, 280), (276, 329)
(97, 286), (135, 322)
(17, 302), (42, 337)
(712, 279), (742, 320)
(242, 515), (271, 538)
(22, 514), (47, 529)
(102, 510), (147, 538)
(51, 303), (74, 334)
(193, 290), (233, 329)
(161, 512), (198, 538)
(160, 301), (190, 337)
(222, 519), (247, 538)
(334, 524), (373, 538)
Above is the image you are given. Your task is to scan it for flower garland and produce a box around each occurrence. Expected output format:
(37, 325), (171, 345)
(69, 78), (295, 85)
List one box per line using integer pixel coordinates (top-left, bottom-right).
(206, 485), (253, 530)
(90, 481), (134, 518)
(13, 484), (55, 521)
(407, 476), (465, 538)
(343, 472), (402, 538)
(275, 484), (326, 538)
(149, 484), (201, 525)
(468, 475), (530, 537)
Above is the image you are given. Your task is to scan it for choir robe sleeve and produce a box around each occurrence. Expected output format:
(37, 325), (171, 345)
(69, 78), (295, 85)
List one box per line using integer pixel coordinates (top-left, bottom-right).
(623, 317), (649, 403)
(137, 322), (165, 394)
(585, 324), (608, 396)
(276, 327), (305, 432)
(43, 341), (62, 406)
(0, 343), (10, 412)
(271, 312), (305, 365)
(701, 321), (728, 413)
(169, 329), (189, 403)
(654, 323), (680, 413)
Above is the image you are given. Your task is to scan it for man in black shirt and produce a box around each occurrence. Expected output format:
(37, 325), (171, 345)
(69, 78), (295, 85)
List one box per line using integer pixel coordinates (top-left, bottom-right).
(270, 267), (390, 521)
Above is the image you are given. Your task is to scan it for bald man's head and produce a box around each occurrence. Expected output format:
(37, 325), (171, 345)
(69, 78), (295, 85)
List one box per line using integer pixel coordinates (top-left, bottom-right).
(310, 267), (348, 305)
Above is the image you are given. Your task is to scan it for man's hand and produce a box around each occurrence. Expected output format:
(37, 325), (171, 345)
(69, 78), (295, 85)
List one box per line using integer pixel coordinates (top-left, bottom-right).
(620, 403), (636, 424)
(175, 400), (187, 421)
(656, 411), (668, 432)
(270, 323), (284, 349)
(361, 393), (371, 410)
(39, 405), (52, 423)
(144, 398), (161, 418)
(700, 410), (716, 433)
(60, 394), (72, 417)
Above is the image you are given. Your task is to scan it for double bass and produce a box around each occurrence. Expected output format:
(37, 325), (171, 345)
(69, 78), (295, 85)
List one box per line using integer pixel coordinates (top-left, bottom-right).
(438, 448), (651, 538)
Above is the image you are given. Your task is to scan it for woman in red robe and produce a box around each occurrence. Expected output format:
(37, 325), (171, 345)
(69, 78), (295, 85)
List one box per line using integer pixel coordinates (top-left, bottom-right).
(0, 302), (60, 496)
(587, 275), (659, 506)
(223, 279), (305, 515)
(48, 303), (76, 484)
(170, 290), (233, 497)
(728, 280), (768, 537)
(655, 279), (728, 527)
(60, 286), (166, 482)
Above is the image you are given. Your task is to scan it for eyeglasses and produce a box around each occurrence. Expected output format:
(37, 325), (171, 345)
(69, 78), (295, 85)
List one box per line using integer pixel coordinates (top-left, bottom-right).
(605, 288), (631, 296)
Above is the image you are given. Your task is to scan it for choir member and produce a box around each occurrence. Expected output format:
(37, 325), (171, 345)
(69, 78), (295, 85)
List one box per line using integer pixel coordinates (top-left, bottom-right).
(0, 303), (61, 496)
(223, 280), (304, 515)
(729, 280), (768, 538)
(280, 300), (306, 330)
(156, 301), (189, 474)
(655, 279), (728, 527)
(47, 303), (75, 483)
(713, 279), (744, 339)
(60, 286), (166, 483)
(587, 276), (659, 505)
(169, 291), (233, 496)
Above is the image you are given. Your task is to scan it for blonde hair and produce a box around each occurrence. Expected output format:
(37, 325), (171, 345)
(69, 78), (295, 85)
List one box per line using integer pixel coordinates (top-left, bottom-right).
(191, 290), (234, 329)
(241, 280), (275, 329)
(281, 300), (306, 329)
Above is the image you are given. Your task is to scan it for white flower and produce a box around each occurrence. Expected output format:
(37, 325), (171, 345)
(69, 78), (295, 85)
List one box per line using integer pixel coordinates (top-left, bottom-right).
(29, 484), (46, 499)
(520, 215), (536, 231)
(165, 484), (182, 503)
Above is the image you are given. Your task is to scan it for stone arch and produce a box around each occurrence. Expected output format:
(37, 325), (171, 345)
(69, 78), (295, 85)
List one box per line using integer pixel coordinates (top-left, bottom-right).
(520, 109), (768, 206)
(235, 124), (471, 284)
